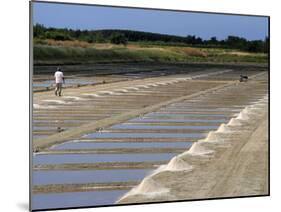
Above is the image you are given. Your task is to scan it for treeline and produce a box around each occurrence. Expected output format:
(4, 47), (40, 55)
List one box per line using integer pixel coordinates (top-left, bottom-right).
(34, 24), (269, 53)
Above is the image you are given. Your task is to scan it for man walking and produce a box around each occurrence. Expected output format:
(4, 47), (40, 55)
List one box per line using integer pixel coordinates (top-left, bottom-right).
(54, 67), (65, 96)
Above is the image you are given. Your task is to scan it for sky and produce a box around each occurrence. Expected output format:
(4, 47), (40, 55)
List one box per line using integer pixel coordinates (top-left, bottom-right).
(32, 2), (268, 41)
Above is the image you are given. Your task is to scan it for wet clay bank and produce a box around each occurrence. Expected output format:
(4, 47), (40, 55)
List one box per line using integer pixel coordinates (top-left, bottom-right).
(32, 69), (268, 210)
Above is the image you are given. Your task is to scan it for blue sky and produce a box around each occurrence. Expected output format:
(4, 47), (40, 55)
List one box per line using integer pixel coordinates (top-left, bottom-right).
(33, 2), (268, 41)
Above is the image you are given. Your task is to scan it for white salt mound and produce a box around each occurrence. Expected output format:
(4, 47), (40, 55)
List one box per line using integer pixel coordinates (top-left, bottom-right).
(164, 156), (193, 171)
(243, 107), (257, 115)
(251, 103), (266, 109)
(185, 141), (214, 156)
(204, 131), (222, 141)
(236, 111), (250, 120)
(98, 91), (114, 95)
(216, 123), (230, 133)
(227, 118), (242, 126)
(122, 177), (170, 199)
(33, 104), (56, 109)
(114, 89), (128, 93)
(43, 99), (68, 104)
(247, 105), (261, 111)
(62, 96), (84, 100)
(82, 93), (101, 97)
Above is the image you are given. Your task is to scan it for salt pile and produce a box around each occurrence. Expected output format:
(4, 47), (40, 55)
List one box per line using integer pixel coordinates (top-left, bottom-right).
(184, 141), (214, 156)
(118, 177), (170, 202)
(227, 118), (242, 126)
(33, 104), (57, 109)
(164, 156), (193, 171)
(236, 111), (250, 120)
(216, 123), (230, 133)
(62, 96), (84, 101)
(43, 99), (69, 104)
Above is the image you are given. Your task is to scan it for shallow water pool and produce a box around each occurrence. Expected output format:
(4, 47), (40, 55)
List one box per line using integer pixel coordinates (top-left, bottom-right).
(51, 141), (193, 150)
(32, 190), (128, 210)
(33, 153), (177, 165)
(33, 169), (153, 185)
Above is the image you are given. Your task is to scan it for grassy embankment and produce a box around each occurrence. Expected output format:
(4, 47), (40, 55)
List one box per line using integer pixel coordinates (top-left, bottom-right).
(34, 39), (268, 65)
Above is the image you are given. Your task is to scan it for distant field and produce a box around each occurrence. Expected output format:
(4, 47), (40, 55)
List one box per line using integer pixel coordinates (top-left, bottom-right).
(34, 39), (268, 65)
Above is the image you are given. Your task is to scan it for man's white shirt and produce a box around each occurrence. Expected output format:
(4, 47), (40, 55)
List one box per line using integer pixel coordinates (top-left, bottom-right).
(54, 71), (64, 83)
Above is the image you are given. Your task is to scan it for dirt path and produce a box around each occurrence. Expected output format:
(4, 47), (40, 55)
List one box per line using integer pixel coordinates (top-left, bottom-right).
(207, 117), (268, 197)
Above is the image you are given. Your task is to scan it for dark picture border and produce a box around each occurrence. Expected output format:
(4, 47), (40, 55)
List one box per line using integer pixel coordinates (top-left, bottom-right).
(29, 1), (270, 211)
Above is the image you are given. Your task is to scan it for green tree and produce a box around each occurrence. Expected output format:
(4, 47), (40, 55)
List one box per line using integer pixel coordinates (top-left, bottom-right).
(225, 36), (247, 50)
(110, 33), (128, 46)
(210, 36), (218, 44)
(33, 24), (46, 38)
